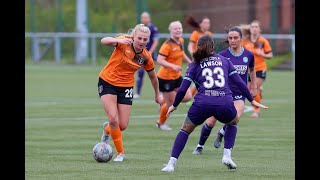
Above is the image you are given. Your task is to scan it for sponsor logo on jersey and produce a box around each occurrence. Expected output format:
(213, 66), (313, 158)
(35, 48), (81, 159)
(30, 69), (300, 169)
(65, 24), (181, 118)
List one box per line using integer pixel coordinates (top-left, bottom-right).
(233, 65), (248, 75)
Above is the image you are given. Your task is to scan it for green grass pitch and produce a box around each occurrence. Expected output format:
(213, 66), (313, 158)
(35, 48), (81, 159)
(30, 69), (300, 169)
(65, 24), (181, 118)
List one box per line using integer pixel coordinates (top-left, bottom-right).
(25, 63), (295, 180)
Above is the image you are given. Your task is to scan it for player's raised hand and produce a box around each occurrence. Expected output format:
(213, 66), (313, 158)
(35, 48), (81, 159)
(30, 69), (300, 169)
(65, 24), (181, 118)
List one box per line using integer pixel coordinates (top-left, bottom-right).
(118, 37), (133, 45)
(166, 105), (177, 118)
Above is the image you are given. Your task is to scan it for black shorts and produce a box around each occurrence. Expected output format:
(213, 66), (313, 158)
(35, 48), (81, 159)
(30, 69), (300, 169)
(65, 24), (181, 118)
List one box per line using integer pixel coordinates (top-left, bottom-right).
(248, 70), (267, 82)
(98, 77), (133, 105)
(158, 76), (183, 92)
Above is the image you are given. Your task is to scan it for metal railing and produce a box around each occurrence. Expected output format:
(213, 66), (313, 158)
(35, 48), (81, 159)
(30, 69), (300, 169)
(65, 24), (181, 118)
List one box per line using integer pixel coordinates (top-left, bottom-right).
(25, 32), (295, 70)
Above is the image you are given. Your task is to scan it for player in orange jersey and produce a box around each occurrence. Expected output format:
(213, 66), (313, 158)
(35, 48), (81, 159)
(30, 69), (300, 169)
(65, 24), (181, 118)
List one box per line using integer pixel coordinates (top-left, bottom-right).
(98, 24), (164, 162)
(242, 20), (273, 118)
(186, 16), (213, 58)
(239, 24), (250, 41)
(185, 16), (213, 106)
(133, 11), (160, 99)
(156, 21), (192, 131)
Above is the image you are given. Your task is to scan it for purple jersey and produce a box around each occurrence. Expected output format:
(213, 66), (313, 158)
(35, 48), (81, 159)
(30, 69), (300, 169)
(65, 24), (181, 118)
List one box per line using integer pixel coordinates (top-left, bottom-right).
(185, 54), (237, 105)
(219, 47), (254, 97)
(173, 53), (254, 124)
(146, 23), (159, 50)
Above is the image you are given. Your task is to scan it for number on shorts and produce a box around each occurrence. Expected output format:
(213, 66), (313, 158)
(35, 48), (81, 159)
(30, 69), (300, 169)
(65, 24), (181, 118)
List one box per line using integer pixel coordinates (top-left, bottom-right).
(125, 88), (133, 98)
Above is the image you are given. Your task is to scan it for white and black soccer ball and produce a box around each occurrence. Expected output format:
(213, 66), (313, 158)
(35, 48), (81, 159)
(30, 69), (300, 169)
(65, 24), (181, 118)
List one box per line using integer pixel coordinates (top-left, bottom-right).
(92, 142), (113, 162)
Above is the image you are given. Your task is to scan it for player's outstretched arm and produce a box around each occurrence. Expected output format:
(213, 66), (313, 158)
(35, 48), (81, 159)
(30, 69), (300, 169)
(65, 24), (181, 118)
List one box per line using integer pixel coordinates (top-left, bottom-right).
(166, 105), (177, 117)
(166, 79), (192, 117)
(250, 100), (268, 109)
(147, 69), (164, 105)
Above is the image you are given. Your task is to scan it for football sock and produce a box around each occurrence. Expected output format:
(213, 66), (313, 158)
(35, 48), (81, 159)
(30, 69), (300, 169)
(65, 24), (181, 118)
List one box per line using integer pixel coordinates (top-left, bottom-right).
(168, 157), (177, 166)
(110, 127), (124, 154)
(158, 103), (168, 125)
(224, 125), (237, 149)
(253, 91), (261, 113)
(105, 123), (110, 134)
(198, 123), (213, 146)
(219, 125), (226, 136)
(223, 148), (232, 158)
(136, 68), (145, 95)
(171, 129), (190, 159)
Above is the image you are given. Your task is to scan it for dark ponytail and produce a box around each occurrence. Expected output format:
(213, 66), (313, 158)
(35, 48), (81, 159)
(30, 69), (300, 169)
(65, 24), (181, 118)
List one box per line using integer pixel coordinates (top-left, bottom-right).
(192, 35), (215, 64)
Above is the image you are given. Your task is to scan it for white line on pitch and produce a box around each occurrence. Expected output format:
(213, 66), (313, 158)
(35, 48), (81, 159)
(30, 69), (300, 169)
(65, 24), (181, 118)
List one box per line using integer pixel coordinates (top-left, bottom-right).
(26, 106), (255, 121)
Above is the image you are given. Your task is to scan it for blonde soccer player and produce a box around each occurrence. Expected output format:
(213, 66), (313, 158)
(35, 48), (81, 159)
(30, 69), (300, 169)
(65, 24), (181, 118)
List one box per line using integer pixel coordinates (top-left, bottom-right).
(98, 24), (164, 162)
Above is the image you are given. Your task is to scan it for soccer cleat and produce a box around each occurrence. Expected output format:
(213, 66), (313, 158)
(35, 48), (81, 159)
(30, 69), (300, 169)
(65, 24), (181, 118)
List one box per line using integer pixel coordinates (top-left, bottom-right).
(213, 131), (223, 148)
(113, 154), (126, 162)
(161, 163), (175, 173)
(101, 122), (110, 144)
(133, 94), (140, 99)
(156, 122), (172, 131)
(192, 146), (203, 155)
(222, 156), (237, 170)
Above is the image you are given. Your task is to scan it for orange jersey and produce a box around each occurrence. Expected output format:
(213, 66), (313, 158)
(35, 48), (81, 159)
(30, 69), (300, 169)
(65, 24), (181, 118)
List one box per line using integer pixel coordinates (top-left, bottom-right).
(99, 42), (155, 87)
(189, 30), (213, 52)
(242, 36), (272, 71)
(157, 38), (185, 80)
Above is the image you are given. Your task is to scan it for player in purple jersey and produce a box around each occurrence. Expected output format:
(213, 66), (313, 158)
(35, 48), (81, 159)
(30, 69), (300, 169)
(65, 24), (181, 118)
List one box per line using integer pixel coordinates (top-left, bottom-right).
(133, 12), (160, 99)
(192, 27), (258, 161)
(161, 35), (268, 173)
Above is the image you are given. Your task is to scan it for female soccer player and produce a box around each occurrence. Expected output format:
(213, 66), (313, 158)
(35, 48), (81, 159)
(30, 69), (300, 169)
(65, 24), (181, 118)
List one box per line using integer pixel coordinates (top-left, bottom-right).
(192, 27), (257, 160)
(161, 35), (268, 173)
(98, 24), (164, 162)
(242, 20), (273, 118)
(133, 11), (160, 99)
(186, 16), (213, 103)
(156, 20), (192, 131)
(186, 16), (213, 58)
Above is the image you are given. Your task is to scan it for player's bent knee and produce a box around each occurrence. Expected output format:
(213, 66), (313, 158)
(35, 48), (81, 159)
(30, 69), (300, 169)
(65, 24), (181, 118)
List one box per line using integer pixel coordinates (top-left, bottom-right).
(206, 117), (216, 127)
(227, 119), (238, 126)
(119, 126), (127, 131)
(108, 121), (119, 128)
(181, 116), (196, 133)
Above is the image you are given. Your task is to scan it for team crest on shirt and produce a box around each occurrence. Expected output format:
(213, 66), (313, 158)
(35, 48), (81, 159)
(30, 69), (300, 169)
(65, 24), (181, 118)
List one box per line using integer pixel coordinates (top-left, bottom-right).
(138, 57), (145, 65)
(133, 54), (146, 65)
(243, 57), (248, 63)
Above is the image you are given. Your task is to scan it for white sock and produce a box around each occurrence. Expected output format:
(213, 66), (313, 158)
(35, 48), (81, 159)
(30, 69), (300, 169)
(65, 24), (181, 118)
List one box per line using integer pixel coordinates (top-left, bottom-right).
(197, 144), (204, 148)
(168, 157), (177, 166)
(219, 128), (225, 136)
(223, 148), (231, 158)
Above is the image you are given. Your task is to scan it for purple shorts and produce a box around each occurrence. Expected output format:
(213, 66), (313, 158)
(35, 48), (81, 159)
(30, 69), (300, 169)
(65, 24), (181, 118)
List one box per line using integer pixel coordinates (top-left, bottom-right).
(232, 93), (246, 102)
(187, 101), (237, 125)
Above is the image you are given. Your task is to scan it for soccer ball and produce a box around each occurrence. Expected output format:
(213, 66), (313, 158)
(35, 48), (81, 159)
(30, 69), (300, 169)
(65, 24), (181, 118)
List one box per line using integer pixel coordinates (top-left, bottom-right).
(92, 142), (113, 162)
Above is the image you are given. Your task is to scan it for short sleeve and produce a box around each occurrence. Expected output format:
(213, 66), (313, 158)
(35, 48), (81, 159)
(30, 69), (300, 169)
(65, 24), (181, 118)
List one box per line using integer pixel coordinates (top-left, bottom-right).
(152, 26), (159, 39)
(189, 31), (198, 43)
(158, 43), (171, 57)
(143, 51), (155, 71)
(248, 51), (255, 69)
(263, 37), (272, 54)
